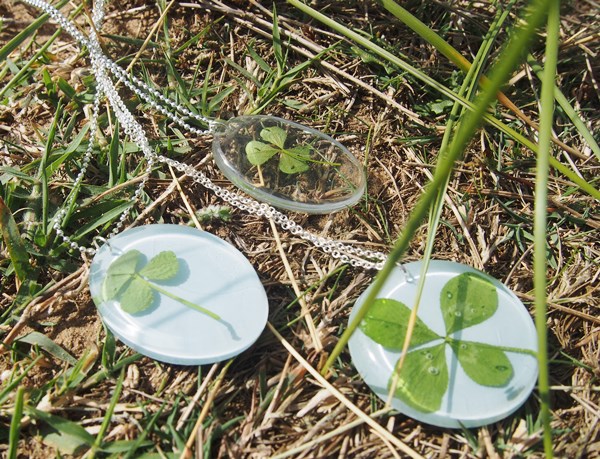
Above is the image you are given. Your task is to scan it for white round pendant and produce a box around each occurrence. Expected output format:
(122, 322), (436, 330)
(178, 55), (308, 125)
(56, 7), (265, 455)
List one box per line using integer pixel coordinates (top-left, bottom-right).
(348, 260), (538, 428)
(89, 224), (268, 365)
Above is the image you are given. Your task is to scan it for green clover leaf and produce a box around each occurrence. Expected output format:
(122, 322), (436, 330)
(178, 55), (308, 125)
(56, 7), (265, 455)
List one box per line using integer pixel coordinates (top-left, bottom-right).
(102, 249), (142, 300)
(448, 340), (513, 387)
(138, 250), (179, 281)
(390, 343), (448, 413)
(361, 298), (441, 349)
(119, 277), (153, 314)
(279, 145), (311, 174)
(260, 126), (287, 148)
(246, 141), (279, 166)
(441, 272), (498, 335)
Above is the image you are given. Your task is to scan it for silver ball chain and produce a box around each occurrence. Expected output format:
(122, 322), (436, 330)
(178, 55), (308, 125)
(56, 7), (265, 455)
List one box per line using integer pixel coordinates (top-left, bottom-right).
(23, 0), (388, 270)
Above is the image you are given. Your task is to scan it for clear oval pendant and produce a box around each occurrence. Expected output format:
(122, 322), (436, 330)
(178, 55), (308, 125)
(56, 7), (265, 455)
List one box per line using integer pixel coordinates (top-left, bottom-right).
(212, 116), (366, 213)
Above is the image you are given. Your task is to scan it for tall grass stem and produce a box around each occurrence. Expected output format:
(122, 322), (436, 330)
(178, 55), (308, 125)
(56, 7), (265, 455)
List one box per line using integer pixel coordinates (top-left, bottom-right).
(386, 2), (510, 401)
(534, 0), (560, 455)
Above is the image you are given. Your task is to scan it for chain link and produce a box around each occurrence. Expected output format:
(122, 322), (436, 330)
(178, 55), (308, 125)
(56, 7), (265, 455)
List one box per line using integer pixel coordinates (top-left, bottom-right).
(23, 0), (389, 270)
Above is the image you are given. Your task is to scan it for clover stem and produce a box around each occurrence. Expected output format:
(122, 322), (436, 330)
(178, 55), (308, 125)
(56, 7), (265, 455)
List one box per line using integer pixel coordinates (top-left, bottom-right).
(134, 274), (221, 321)
(282, 148), (341, 167)
(444, 336), (537, 358)
(257, 164), (265, 186)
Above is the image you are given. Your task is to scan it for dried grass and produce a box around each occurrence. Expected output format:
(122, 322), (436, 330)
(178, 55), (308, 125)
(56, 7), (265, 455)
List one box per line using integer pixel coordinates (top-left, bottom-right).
(0, 0), (598, 457)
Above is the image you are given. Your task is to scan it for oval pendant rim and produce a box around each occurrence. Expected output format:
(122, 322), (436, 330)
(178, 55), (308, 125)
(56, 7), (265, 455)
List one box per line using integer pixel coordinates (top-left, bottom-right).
(212, 115), (366, 214)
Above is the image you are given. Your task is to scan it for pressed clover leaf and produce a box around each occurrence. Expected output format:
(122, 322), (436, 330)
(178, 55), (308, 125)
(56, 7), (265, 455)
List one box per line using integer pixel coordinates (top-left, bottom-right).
(441, 272), (498, 335)
(260, 126), (287, 148)
(102, 249), (142, 300)
(278, 145), (311, 174)
(360, 271), (529, 413)
(102, 250), (220, 320)
(245, 126), (311, 174)
(391, 343), (448, 413)
(119, 277), (153, 313)
(448, 340), (513, 387)
(138, 250), (178, 280)
(361, 298), (440, 349)
(245, 141), (279, 166)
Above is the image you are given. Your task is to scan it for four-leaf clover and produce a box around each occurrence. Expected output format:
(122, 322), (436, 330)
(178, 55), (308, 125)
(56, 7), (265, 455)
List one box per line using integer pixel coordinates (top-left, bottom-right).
(102, 249), (221, 321)
(361, 272), (530, 413)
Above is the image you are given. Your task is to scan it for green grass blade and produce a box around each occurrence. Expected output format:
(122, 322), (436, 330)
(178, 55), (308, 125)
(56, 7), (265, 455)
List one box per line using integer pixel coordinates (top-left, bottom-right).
(0, 357), (41, 405)
(16, 332), (78, 365)
(70, 200), (132, 240)
(201, 55), (214, 117)
(272, 4), (285, 75)
(25, 406), (95, 450)
(0, 28), (62, 99)
(246, 44), (272, 74)
(82, 353), (142, 390)
(8, 386), (25, 459)
(387, 2), (506, 399)
(288, 0), (463, 110)
(377, 0), (472, 72)
(122, 403), (165, 459)
(47, 125), (90, 177)
(173, 21), (214, 56)
(40, 101), (63, 238)
(91, 368), (125, 456)
(102, 33), (159, 49)
(0, 197), (33, 283)
(534, 1), (560, 456)
(108, 120), (120, 187)
(321, 0), (553, 374)
(0, 0), (70, 62)
(99, 440), (155, 454)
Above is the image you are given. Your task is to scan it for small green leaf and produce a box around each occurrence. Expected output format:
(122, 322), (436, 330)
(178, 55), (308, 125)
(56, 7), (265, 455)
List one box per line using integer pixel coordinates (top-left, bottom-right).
(260, 126), (288, 148)
(360, 298), (440, 350)
(43, 430), (89, 456)
(139, 251), (179, 281)
(16, 332), (77, 365)
(245, 141), (279, 166)
(430, 99), (454, 114)
(287, 145), (311, 158)
(119, 277), (154, 313)
(99, 440), (155, 454)
(441, 272), (498, 334)
(279, 152), (310, 174)
(103, 250), (142, 300)
(27, 407), (95, 450)
(449, 340), (514, 387)
(391, 343), (448, 413)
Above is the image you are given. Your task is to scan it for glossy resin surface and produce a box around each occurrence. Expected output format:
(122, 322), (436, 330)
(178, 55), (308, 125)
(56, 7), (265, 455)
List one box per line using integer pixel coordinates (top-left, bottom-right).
(212, 116), (366, 213)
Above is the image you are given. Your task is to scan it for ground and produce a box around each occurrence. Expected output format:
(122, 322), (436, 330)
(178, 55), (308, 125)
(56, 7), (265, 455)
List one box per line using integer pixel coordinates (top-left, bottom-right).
(0, 0), (598, 457)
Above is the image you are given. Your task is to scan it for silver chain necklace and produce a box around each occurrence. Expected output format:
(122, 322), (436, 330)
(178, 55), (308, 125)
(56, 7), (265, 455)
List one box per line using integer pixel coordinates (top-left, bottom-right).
(23, 0), (389, 270)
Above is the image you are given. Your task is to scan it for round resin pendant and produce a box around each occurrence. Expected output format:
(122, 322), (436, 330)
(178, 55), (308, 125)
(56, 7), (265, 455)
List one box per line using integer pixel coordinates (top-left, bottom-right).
(89, 225), (269, 365)
(349, 261), (538, 428)
(212, 116), (366, 213)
